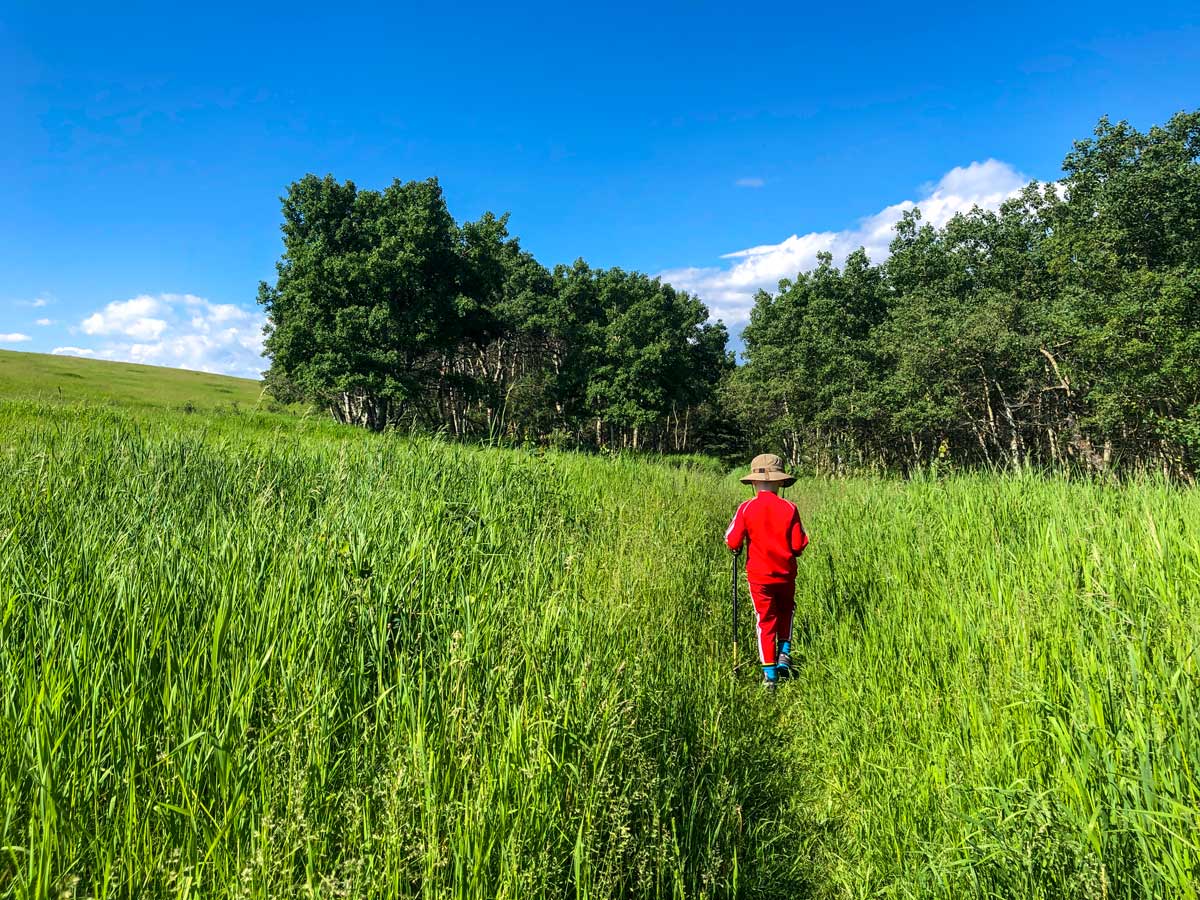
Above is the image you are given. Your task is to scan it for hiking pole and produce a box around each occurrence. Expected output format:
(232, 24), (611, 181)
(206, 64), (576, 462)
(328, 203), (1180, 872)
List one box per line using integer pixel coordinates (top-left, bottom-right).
(731, 548), (740, 671)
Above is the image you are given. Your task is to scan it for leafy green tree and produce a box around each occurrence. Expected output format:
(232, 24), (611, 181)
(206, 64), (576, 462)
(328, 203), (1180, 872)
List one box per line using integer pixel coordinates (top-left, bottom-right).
(446, 211), (556, 436)
(584, 269), (727, 449)
(735, 110), (1200, 476)
(735, 250), (887, 470)
(260, 175), (461, 429)
(1045, 111), (1200, 471)
(260, 179), (732, 453)
(882, 202), (1051, 468)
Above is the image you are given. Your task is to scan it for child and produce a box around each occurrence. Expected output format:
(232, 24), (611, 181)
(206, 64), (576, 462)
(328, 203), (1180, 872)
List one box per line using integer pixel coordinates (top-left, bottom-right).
(725, 453), (808, 691)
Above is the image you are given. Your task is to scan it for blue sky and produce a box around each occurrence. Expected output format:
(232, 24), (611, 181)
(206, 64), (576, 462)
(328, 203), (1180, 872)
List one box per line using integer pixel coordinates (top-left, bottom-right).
(2, 1), (1198, 376)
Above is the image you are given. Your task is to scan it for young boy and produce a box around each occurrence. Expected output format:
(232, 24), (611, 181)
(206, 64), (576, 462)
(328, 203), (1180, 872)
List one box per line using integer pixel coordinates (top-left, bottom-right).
(725, 453), (808, 691)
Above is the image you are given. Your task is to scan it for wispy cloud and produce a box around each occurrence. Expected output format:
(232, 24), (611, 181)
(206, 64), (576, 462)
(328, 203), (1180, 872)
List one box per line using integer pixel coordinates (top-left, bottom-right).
(735, 177), (765, 188)
(70, 293), (265, 377)
(35, 318), (55, 327)
(0, 333), (32, 343)
(661, 159), (1031, 325)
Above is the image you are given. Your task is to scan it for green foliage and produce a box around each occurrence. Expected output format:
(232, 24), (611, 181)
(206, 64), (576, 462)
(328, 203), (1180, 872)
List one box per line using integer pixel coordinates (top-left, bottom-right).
(1047, 112), (1200, 464)
(260, 175), (462, 429)
(259, 178), (732, 454)
(734, 110), (1200, 477)
(735, 250), (887, 469)
(553, 263), (732, 448)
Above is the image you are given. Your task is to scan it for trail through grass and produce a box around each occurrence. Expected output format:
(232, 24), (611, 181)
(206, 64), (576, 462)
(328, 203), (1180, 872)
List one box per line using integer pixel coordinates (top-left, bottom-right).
(2, 389), (1198, 897)
(0, 401), (802, 898)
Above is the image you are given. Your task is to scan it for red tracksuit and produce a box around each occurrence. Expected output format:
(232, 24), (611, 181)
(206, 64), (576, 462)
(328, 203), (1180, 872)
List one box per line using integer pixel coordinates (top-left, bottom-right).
(725, 492), (809, 664)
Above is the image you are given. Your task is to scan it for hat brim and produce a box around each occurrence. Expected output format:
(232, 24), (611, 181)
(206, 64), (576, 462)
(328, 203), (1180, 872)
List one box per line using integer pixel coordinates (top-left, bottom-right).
(740, 471), (796, 487)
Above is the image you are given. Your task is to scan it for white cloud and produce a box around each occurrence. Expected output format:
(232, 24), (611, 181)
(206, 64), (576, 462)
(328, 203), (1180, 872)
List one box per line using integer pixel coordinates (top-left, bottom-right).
(31, 297), (49, 308)
(661, 159), (1031, 325)
(735, 177), (765, 188)
(52, 346), (96, 357)
(82, 294), (169, 340)
(0, 333), (32, 343)
(72, 293), (266, 378)
(35, 318), (55, 326)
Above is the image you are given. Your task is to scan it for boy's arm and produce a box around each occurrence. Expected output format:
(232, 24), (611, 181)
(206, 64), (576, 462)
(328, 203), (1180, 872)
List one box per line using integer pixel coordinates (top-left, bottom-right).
(790, 509), (809, 556)
(725, 501), (749, 551)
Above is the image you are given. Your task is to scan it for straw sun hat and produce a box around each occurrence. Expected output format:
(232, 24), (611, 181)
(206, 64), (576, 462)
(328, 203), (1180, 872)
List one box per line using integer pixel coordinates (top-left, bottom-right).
(739, 453), (796, 487)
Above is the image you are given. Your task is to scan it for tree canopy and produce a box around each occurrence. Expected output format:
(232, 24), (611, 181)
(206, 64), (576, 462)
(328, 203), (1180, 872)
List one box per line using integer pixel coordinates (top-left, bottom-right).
(261, 111), (1200, 476)
(731, 110), (1200, 476)
(260, 176), (732, 452)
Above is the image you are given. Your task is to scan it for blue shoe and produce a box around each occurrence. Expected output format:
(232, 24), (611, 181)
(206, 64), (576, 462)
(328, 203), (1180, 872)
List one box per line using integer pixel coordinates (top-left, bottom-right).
(776, 651), (793, 680)
(762, 665), (778, 692)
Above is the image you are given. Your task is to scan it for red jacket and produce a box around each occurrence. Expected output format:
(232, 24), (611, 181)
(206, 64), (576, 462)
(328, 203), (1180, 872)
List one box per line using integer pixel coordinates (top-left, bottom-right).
(725, 491), (808, 584)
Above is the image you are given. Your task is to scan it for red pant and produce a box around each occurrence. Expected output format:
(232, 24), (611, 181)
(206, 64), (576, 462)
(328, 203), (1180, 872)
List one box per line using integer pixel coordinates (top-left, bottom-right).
(749, 581), (795, 665)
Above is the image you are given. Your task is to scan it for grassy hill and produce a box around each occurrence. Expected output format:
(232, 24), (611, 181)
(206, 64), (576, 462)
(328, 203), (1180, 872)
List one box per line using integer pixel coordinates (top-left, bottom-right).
(0, 348), (265, 410)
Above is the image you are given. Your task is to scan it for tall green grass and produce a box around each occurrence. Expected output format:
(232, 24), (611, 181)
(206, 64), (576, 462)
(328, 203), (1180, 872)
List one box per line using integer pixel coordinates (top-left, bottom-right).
(785, 475), (1200, 898)
(0, 402), (800, 898)
(4, 397), (1198, 898)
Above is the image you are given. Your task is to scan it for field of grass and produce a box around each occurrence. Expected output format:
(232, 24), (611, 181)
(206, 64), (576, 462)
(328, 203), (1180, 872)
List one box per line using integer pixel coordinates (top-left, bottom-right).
(0, 350), (265, 410)
(1, 356), (1198, 898)
(786, 476), (1200, 898)
(0, 399), (798, 898)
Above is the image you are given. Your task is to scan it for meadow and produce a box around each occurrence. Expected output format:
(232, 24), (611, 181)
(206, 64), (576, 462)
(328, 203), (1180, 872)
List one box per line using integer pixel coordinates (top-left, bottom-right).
(0, 392), (795, 898)
(0, 350), (265, 410)
(1, 353), (1198, 898)
(788, 476), (1200, 898)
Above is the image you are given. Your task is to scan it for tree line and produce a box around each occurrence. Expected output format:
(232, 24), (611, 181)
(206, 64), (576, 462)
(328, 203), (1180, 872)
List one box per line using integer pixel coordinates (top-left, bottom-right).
(730, 111), (1200, 477)
(260, 110), (1200, 476)
(258, 176), (731, 453)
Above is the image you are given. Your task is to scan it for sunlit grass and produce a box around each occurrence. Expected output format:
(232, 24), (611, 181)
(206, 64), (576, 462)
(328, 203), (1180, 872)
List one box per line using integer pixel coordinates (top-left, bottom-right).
(0, 349), (266, 411)
(785, 474), (1200, 898)
(2, 394), (1197, 898)
(0, 401), (799, 898)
